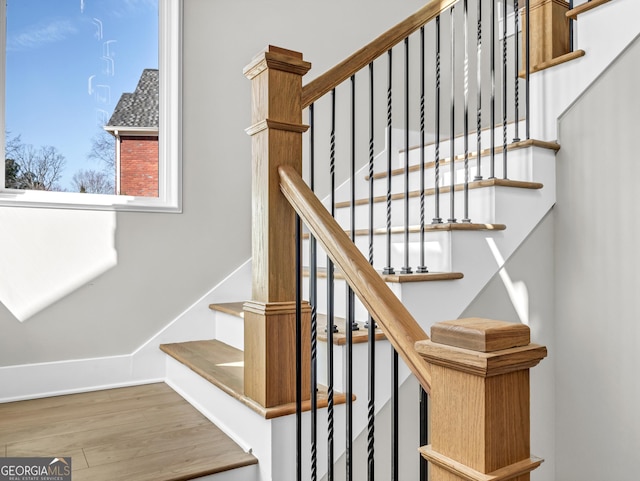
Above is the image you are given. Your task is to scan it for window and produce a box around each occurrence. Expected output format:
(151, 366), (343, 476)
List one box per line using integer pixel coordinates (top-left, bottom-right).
(0, 0), (182, 212)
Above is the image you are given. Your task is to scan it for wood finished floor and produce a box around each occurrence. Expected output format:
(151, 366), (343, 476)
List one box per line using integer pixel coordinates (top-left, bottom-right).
(0, 382), (256, 481)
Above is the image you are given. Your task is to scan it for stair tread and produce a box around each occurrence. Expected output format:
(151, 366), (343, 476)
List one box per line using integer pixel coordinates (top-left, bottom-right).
(520, 49), (586, 76)
(317, 313), (386, 345)
(369, 138), (560, 181)
(304, 222), (506, 240)
(360, 222), (506, 236)
(304, 267), (464, 283)
(160, 339), (351, 419)
(0, 382), (257, 481)
(209, 301), (245, 318)
(567, 0), (611, 19)
(336, 178), (543, 209)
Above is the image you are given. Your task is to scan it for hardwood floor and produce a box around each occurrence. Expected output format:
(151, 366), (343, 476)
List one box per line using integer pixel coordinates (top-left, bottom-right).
(0, 382), (257, 481)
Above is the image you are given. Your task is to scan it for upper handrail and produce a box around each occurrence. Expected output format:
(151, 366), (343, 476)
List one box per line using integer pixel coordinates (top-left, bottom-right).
(301, 0), (458, 108)
(278, 164), (432, 393)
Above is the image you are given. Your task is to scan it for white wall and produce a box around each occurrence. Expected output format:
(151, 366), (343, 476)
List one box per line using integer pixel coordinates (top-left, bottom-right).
(460, 212), (556, 481)
(0, 1), (428, 366)
(529, 0), (640, 141)
(464, 29), (640, 481)
(553, 35), (640, 481)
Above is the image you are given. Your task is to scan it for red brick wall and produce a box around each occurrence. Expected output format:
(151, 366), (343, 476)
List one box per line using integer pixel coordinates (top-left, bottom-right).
(119, 136), (159, 197)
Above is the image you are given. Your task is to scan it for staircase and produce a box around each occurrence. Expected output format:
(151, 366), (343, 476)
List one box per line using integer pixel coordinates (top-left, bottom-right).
(154, 1), (640, 479)
(159, 121), (556, 479)
(1, 0), (635, 481)
(153, 1), (628, 480)
(3, 1), (629, 481)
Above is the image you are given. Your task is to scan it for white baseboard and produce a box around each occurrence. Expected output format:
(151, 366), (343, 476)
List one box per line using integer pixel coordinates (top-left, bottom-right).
(0, 354), (163, 403)
(0, 259), (252, 403)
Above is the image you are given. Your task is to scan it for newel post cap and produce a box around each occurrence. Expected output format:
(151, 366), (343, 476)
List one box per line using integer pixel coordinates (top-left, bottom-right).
(415, 318), (547, 377)
(243, 45), (312, 79)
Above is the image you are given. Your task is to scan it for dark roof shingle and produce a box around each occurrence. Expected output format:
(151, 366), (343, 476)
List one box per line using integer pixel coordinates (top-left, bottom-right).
(107, 69), (158, 128)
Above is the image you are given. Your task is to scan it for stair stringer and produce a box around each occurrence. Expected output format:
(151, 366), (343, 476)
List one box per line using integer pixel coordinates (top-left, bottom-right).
(387, 145), (556, 371)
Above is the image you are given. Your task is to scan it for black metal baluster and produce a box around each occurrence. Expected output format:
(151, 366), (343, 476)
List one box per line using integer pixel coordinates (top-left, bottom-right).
(463, 0), (471, 223)
(327, 88), (337, 481)
(502, 0), (509, 180)
(402, 37), (413, 274)
(419, 387), (429, 480)
(569, 0), (574, 51)
(349, 75), (359, 335)
(417, 26), (429, 273)
(383, 49), (395, 275)
(433, 15), (443, 225)
(295, 212), (303, 481)
(391, 350), (399, 481)
(490, 0), (496, 179)
(309, 103), (318, 481)
(513, 0), (521, 143)
(526, 0), (531, 140)
(474, 0), (483, 182)
(345, 74), (357, 481)
(366, 61), (376, 481)
(448, 6), (457, 224)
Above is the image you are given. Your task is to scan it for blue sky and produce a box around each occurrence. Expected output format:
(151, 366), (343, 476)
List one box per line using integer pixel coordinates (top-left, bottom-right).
(5, 0), (158, 190)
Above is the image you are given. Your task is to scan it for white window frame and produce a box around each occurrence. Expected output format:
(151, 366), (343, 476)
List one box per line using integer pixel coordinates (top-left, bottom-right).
(0, 0), (182, 213)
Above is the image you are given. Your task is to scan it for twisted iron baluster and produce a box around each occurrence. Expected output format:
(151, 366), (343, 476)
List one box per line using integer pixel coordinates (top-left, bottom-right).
(526, 0), (531, 140)
(366, 61), (376, 481)
(309, 102), (318, 481)
(463, 0), (471, 223)
(448, 6), (457, 224)
(475, 0), (483, 181)
(383, 49), (395, 274)
(514, 0), (521, 143)
(326, 88), (336, 481)
(417, 26), (429, 273)
(490, 0), (496, 179)
(433, 15), (443, 224)
(402, 37), (413, 274)
(502, 0), (508, 180)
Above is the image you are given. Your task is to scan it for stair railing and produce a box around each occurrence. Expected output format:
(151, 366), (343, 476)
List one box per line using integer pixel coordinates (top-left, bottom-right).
(243, 0), (560, 479)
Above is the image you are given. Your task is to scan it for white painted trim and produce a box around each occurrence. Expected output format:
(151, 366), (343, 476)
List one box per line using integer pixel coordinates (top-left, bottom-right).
(0, 0), (5, 193)
(0, 0), (183, 213)
(0, 354), (163, 403)
(104, 126), (160, 136)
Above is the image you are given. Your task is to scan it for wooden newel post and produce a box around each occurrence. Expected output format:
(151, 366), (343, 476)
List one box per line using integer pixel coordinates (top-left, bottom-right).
(243, 46), (312, 408)
(415, 318), (547, 481)
(523, 0), (571, 67)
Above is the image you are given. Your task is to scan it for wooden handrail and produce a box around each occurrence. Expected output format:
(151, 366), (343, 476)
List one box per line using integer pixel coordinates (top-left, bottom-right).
(278, 164), (432, 393)
(301, 0), (458, 108)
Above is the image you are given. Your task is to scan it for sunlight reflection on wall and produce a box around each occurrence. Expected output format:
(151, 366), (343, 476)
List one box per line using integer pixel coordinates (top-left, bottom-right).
(0, 208), (117, 321)
(486, 237), (529, 325)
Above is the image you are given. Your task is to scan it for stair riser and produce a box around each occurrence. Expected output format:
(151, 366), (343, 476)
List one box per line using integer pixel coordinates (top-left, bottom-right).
(303, 276), (399, 323)
(332, 187), (498, 230)
(369, 148), (536, 198)
(403, 122), (526, 167)
(343, 123), (528, 201)
(303, 230), (453, 273)
(214, 310), (245, 352)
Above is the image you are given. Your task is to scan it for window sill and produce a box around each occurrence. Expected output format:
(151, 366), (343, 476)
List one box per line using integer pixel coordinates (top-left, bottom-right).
(0, 188), (181, 213)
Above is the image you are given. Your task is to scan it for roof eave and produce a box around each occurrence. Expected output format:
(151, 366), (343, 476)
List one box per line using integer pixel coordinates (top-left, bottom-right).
(104, 126), (159, 137)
